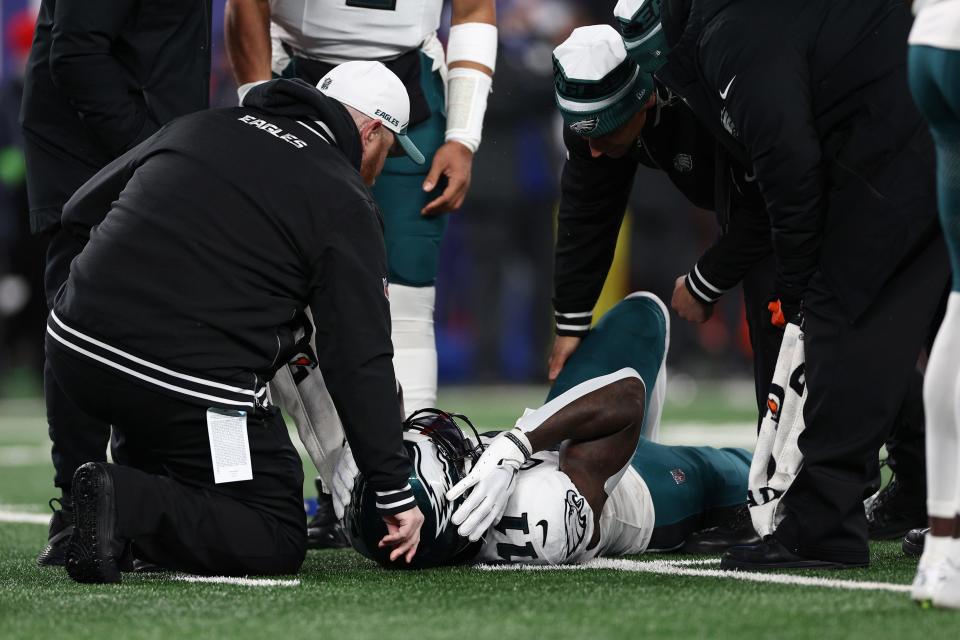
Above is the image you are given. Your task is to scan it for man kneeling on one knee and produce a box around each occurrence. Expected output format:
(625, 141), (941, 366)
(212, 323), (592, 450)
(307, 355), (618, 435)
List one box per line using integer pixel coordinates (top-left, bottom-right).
(45, 62), (426, 583)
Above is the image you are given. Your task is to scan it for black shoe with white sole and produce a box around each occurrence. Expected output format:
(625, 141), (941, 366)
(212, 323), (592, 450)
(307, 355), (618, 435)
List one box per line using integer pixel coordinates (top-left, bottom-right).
(720, 536), (869, 571)
(36, 498), (73, 567)
(65, 463), (127, 584)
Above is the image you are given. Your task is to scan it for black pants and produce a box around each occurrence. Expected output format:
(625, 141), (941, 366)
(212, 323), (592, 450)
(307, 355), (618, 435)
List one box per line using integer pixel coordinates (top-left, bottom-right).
(44, 227), (115, 495)
(743, 254), (931, 500)
(742, 254), (780, 417)
(774, 234), (949, 564)
(47, 335), (306, 576)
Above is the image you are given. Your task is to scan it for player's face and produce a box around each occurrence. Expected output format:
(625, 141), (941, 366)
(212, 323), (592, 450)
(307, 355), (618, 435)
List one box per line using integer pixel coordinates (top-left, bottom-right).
(587, 95), (657, 159)
(359, 122), (394, 186)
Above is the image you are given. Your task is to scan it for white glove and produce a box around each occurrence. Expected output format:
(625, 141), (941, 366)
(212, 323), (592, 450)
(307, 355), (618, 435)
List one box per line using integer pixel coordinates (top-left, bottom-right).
(445, 429), (532, 541)
(330, 443), (359, 520)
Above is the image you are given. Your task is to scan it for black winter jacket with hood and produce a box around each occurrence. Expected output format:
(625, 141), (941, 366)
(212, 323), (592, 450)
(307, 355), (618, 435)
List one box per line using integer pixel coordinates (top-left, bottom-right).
(51, 79), (412, 500)
(657, 0), (941, 320)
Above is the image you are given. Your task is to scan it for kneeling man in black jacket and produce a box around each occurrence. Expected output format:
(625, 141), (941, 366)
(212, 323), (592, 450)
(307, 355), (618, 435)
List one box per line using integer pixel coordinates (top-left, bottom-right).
(46, 63), (426, 583)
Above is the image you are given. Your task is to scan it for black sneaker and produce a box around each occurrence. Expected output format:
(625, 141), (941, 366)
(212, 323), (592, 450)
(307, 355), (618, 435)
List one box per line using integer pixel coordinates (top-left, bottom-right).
(902, 527), (929, 558)
(65, 463), (126, 584)
(865, 477), (926, 540)
(721, 536), (869, 571)
(683, 504), (761, 554)
(36, 497), (73, 567)
(307, 488), (349, 550)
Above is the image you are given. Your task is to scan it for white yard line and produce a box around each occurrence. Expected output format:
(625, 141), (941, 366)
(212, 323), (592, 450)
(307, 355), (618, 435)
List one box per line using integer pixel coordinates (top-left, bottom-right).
(659, 423), (756, 448)
(0, 445), (51, 466)
(172, 574), (300, 587)
(0, 509), (50, 524)
(476, 558), (911, 594)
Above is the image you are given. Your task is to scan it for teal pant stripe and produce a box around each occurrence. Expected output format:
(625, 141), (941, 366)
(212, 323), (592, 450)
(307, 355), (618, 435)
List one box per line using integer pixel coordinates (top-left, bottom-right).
(909, 45), (960, 291)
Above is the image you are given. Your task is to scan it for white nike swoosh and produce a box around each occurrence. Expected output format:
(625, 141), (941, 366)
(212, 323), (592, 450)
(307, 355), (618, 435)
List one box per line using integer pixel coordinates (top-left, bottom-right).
(720, 75), (736, 100)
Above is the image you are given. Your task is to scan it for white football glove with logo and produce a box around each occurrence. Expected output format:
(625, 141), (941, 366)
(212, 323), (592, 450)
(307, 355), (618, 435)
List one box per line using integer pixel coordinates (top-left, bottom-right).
(445, 429), (532, 541)
(330, 443), (359, 521)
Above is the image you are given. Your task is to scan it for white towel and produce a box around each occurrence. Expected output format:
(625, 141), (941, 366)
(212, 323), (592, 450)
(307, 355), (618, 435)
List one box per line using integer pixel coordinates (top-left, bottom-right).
(747, 322), (807, 537)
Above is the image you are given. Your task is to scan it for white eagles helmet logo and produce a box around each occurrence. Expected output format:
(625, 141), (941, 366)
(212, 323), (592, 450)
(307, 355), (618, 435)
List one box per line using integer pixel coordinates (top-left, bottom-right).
(563, 489), (588, 556)
(570, 117), (599, 135)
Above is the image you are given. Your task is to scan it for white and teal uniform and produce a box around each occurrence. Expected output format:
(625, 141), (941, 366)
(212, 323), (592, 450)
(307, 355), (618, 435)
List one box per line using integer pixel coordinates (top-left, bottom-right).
(478, 293), (751, 564)
(269, 0), (449, 288)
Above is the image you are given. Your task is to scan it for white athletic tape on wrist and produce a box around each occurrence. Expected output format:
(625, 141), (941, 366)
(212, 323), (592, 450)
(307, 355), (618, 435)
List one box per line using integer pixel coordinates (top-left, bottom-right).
(446, 23), (498, 72)
(445, 68), (492, 153)
(238, 80), (269, 105)
(514, 368), (642, 434)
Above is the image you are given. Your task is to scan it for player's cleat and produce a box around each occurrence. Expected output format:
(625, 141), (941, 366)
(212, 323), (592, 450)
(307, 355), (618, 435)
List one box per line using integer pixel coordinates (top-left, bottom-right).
(865, 477), (926, 540)
(903, 527), (929, 558)
(65, 463), (126, 584)
(720, 536), (869, 571)
(911, 554), (951, 604)
(932, 558), (960, 609)
(682, 504), (760, 554)
(306, 490), (349, 550)
(36, 497), (73, 567)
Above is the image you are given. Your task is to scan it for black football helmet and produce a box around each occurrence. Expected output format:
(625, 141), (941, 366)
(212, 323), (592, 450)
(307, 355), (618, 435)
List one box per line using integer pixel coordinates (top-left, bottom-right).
(344, 409), (485, 568)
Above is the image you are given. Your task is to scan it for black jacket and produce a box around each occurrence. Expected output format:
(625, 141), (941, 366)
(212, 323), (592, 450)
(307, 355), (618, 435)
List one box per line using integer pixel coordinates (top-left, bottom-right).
(53, 79), (411, 500)
(553, 89), (770, 335)
(658, 0), (941, 320)
(21, 0), (211, 234)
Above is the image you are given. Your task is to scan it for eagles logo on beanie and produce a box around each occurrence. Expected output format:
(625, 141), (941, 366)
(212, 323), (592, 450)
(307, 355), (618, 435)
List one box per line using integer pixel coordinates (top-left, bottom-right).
(614, 0), (671, 73)
(553, 25), (654, 139)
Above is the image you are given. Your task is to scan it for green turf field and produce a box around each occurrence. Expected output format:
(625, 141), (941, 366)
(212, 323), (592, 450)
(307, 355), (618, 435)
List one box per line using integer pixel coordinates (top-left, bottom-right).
(0, 387), (950, 639)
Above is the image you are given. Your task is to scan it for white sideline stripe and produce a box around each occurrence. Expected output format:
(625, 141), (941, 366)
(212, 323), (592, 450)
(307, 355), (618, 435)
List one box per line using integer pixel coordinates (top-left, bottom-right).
(173, 574), (300, 587)
(0, 445), (50, 466)
(476, 558), (911, 594)
(0, 510), (50, 524)
(660, 423), (756, 448)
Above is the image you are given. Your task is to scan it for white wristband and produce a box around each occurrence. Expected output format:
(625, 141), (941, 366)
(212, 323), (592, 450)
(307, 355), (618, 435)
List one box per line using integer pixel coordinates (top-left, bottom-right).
(445, 67), (492, 153)
(446, 22), (498, 72)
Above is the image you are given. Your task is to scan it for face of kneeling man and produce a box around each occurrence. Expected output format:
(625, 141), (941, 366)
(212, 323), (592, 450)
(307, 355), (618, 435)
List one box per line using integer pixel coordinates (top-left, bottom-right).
(317, 60), (426, 186)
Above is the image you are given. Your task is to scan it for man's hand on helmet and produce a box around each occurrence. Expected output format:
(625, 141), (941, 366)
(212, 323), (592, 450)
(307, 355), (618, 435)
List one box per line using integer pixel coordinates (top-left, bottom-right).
(445, 429), (532, 541)
(378, 505), (425, 563)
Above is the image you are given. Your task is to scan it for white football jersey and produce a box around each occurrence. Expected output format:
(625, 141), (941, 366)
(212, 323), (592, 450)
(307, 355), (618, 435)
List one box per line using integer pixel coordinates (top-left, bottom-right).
(910, 0), (960, 50)
(270, 0), (444, 63)
(476, 449), (655, 565)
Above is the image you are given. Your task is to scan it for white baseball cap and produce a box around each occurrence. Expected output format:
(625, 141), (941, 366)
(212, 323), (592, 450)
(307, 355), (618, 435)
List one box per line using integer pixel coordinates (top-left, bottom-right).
(317, 61), (425, 165)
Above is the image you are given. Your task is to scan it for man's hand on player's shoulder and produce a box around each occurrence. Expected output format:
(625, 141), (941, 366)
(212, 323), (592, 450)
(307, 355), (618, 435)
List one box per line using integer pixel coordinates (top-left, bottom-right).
(421, 141), (474, 216)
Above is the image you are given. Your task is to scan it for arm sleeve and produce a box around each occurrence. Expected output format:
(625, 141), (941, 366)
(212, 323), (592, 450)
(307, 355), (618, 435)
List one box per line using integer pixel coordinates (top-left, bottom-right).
(553, 130), (640, 336)
(309, 199), (413, 514)
(715, 40), (824, 306)
(49, 0), (158, 157)
(685, 197), (773, 304)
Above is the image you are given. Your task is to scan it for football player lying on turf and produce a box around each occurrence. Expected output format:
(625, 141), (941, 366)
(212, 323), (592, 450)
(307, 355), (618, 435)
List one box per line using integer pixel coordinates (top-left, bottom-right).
(336, 292), (757, 566)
